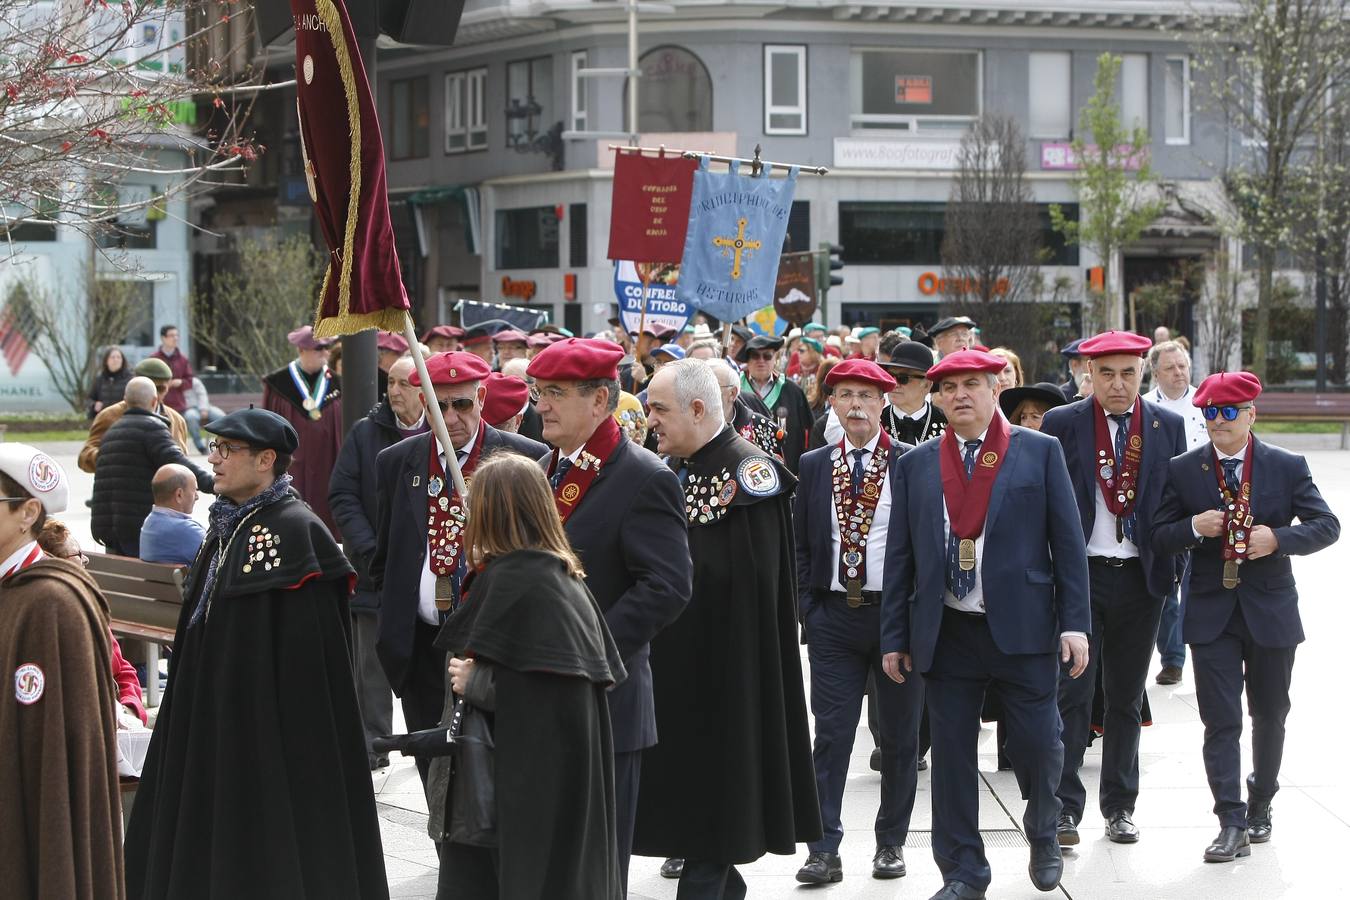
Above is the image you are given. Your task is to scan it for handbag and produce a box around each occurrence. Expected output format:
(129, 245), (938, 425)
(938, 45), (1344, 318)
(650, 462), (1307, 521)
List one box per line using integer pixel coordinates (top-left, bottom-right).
(446, 697), (497, 847)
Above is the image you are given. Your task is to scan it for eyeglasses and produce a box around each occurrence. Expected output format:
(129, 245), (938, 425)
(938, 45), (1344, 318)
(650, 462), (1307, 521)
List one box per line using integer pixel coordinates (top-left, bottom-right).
(747, 351), (777, 363)
(63, 551), (89, 567)
(835, 389), (882, 404)
(208, 440), (252, 459)
(893, 374), (921, 386)
(531, 385), (573, 404)
(1202, 405), (1253, 421)
(436, 398), (476, 414)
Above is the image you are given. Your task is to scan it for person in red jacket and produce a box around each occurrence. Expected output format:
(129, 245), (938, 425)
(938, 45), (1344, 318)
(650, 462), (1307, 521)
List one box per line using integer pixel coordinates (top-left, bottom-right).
(150, 324), (195, 414)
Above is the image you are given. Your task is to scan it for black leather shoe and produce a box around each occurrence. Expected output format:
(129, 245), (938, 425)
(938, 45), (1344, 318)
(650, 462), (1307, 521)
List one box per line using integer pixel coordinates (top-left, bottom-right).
(1056, 812), (1079, 847)
(927, 880), (986, 900)
(1203, 826), (1251, 862)
(870, 747), (882, 771)
(1156, 665), (1183, 685)
(660, 858), (684, 878)
(1105, 809), (1140, 843)
(796, 851), (842, 884)
(368, 754), (389, 770)
(1247, 801), (1272, 843)
(872, 845), (905, 879)
(1028, 839), (1063, 891)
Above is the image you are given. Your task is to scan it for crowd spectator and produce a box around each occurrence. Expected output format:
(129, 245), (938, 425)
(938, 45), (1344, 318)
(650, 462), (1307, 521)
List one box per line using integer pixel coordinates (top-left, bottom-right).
(139, 464), (207, 566)
(183, 377), (226, 454)
(150, 324), (194, 415)
(79, 358), (190, 474)
(87, 346), (132, 419)
(91, 378), (212, 557)
(990, 347), (1025, 390)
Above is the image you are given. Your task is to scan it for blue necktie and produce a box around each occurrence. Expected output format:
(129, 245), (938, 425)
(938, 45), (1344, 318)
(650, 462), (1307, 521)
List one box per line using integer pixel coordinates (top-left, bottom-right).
(1221, 458), (1240, 496)
(550, 457), (572, 489)
(1110, 414), (1137, 543)
(946, 439), (982, 600)
(850, 448), (867, 497)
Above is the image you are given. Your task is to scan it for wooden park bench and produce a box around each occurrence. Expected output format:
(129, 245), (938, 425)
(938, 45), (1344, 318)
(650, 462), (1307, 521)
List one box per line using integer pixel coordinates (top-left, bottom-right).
(1258, 392), (1350, 450)
(86, 553), (184, 708)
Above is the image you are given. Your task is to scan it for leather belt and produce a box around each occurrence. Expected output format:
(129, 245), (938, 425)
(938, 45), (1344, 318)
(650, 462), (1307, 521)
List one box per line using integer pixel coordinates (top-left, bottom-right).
(825, 590), (881, 607)
(943, 605), (986, 620)
(1089, 556), (1140, 568)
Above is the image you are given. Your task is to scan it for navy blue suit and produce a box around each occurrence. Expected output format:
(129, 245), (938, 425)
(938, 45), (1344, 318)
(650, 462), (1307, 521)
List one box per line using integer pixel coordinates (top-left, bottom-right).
(541, 436), (692, 891)
(1040, 396), (1187, 822)
(881, 426), (1089, 891)
(794, 437), (922, 855)
(369, 425), (546, 785)
(1152, 437), (1339, 827)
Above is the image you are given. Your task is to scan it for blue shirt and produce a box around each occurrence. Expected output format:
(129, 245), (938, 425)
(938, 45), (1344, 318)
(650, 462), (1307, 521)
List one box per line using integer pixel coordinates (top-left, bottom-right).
(139, 506), (206, 565)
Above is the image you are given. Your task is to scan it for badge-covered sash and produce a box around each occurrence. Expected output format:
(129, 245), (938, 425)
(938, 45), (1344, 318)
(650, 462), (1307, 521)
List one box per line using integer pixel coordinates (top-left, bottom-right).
(427, 423), (486, 609)
(551, 417), (624, 523)
(832, 431), (891, 605)
(1214, 438), (1255, 589)
(1092, 398), (1144, 525)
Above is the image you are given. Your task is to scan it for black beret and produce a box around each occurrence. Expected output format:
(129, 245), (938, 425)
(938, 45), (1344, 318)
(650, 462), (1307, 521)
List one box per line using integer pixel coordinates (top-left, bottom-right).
(878, 340), (936, 374)
(735, 333), (785, 363)
(928, 315), (978, 337)
(206, 408), (299, 454)
(730, 324), (754, 343)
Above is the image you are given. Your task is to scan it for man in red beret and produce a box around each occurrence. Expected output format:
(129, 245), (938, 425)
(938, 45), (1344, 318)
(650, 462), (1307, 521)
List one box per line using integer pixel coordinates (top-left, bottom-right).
(1038, 330), (1188, 848)
(481, 372), (530, 432)
(791, 359), (922, 885)
(421, 325), (464, 354)
(261, 325), (342, 536)
(376, 331), (409, 373)
(1151, 372), (1339, 862)
(527, 337), (692, 892)
(882, 349), (1091, 900)
(493, 329), (530, 367)
(368, 351), (546, 790)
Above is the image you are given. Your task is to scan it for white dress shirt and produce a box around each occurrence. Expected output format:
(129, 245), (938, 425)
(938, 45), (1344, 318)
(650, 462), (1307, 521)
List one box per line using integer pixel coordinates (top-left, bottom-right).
(417, 429), (478, 625)
(1147, 384), (1207, 448)
(828, 430), (890, 593)
(1086, 401), (1141, 559)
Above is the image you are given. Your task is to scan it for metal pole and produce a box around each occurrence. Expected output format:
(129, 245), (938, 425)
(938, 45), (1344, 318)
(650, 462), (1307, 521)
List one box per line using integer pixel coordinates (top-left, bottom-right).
(342, 34), (380, 437)
(627, 0), (638, 144)
(403, 312), (467, 499)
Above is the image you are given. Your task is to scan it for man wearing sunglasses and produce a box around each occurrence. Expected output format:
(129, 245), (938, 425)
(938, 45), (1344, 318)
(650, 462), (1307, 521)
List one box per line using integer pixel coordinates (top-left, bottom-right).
(368, 351), (546, 791)
(1151, 371), (1339, 863)
(879, 340), (946, 446)
(738, 333), (814, 473)
(1040, 330), (1188, 848)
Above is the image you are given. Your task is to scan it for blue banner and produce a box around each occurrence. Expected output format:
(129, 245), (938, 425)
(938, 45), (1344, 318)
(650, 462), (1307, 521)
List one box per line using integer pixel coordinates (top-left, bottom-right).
(612, 261), (693, 336)
(675, 157), (798, 323)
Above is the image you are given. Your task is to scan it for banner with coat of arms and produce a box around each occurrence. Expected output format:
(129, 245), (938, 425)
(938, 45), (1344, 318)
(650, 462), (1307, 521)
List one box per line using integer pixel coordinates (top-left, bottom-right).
(675, 156), (798, 323)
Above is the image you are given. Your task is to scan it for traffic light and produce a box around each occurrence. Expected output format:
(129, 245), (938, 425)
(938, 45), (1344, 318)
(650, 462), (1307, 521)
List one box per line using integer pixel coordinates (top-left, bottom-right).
(816, 242), (845, 299)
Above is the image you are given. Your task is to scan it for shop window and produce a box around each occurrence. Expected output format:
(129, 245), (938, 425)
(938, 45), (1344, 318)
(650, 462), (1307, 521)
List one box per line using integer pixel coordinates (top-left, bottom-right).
(496, 206), (560, 270)
(838, 201), (1079, 266)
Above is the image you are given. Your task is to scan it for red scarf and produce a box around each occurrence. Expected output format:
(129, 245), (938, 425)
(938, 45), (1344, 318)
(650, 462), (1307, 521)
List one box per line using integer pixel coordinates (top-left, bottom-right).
(1092, 398), (1144, 518)
(939, 413), (1011, 539)
(550, 417), (624, 523)
(427, 422), (487, 577)
(1, 543), (43, 581)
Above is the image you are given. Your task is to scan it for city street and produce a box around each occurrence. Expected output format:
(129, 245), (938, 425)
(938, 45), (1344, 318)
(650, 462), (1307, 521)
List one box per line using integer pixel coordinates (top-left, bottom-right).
(38, 433), (1350, 899)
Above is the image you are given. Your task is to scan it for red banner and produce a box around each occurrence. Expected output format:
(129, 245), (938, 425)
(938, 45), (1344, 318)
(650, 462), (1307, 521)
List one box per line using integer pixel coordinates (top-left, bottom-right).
(607, 152), (698, 264)
(292, 0), (410, 338)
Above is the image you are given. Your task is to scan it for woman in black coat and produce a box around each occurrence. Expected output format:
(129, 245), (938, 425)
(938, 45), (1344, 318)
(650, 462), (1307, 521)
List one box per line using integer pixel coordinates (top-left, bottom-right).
(429, 452), (626, 900)
(87, 346), (131, 419)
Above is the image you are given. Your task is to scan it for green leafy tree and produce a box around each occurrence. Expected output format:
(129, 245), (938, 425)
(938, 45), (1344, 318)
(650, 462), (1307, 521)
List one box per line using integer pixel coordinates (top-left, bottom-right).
(1050, 53), (1164, 334)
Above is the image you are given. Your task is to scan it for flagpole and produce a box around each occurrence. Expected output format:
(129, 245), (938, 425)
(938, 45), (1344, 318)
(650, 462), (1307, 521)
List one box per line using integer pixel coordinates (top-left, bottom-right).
(635, 268), (651, 361)
(402, 312), (468, 500)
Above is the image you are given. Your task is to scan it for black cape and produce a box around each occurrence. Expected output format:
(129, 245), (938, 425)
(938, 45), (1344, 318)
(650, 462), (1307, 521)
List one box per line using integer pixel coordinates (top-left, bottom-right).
(743, 375), (814, 473)
(432, 550), (626, 900)
(124, 493), (387, 900)
(634, 428), (821, 863)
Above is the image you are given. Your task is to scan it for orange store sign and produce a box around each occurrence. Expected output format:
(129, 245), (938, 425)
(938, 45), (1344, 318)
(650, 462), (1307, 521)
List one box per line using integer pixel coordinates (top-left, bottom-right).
(917, 271), (1009, 297)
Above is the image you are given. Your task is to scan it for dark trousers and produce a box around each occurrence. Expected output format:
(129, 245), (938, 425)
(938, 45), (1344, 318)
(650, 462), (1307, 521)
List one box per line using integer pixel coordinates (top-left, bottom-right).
(926, 607), (1063, 891)
(1156, 556), (1192, 670)
(1057, 558), (1162, 820)
(436, 841), (498, 899)
(351, 610), (394, 765)
(1191, 605), (1297, 828)
(676, 861), (746, 900)
(614, 749), (641, 897)
(400, 620), (448, 788)
(868, 675), (931, 758)
(806, 598), (924, 852)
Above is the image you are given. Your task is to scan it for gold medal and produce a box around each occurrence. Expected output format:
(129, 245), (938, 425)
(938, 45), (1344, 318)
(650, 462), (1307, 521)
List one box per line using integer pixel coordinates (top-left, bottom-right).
(958, 538), (976, 571)
(308, 409), (322, 421)
(302, 397), (316, 411)
(1222, 559), (1239, 590)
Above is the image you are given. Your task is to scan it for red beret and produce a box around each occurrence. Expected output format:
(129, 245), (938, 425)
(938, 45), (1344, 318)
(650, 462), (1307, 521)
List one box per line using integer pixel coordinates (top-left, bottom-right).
(926, 348), (1008, 383)
(421, 325), (464, 342)
(1077, 330), (1152, 359)
(1194, 371), (1262, 408)
(286, 325), (332, 351)
(409, 351), (492, 387)
(376, 332), (409, 353)
(481, 373), (531, 426)
(527, 337), (625, 382)
(824, 358), (897, 394)
(526, 333), (553, 349)
(462, 332), (493, 347)
(493, 329), (529, 345)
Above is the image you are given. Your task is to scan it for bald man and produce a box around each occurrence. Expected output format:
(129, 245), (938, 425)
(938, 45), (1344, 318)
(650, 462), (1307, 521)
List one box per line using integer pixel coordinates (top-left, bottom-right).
(140, 463), (206, 565)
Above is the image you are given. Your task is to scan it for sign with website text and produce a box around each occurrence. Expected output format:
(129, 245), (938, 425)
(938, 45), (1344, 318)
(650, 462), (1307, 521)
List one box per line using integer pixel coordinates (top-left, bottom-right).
(833, 138), (964, 170)
(607, 152), (699, 263)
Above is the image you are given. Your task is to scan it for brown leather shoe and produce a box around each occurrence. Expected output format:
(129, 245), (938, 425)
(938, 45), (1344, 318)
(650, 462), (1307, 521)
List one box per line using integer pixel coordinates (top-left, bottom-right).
(1155, 665), (1183, 685)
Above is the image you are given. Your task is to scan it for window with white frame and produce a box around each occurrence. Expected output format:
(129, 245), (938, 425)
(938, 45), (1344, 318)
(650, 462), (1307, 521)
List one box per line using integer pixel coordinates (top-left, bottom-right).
(1164, 56), (1190, 144)
(1028, 51), (1072, 138)
(764, 45), (806, 135)
(571, 51), (588, 132)
(445, 68), (487, 153)
(849, 49), (981, 134)
(1119, 54), (1149, 132)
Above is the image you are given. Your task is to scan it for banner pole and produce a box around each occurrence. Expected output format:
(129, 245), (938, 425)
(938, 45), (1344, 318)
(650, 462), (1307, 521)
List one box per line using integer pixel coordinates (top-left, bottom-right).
(403, 312), (467, 500)
(635, 269), (651, 363)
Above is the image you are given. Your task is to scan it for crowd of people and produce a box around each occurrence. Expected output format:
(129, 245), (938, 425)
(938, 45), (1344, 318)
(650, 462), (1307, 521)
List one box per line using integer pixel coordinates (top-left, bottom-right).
(0, 311), (1341, 900)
